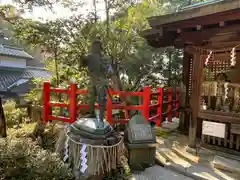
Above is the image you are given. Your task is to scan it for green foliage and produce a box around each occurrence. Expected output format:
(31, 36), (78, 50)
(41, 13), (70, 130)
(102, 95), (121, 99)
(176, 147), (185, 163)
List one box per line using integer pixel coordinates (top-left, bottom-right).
(7, 0), (169, 93)
(0, 138), (73, 180)
(3, 101), (27, 128)
(0, 0), (188, 121)
(24, 78), (45, 106)
(7, 121), (60, 151)
(13, 0), (55, 10)
(162, 47), (183, 86)
(38, 123), (61, 151)
(7, 123), (36, 138)
(0, 1), (190, 100)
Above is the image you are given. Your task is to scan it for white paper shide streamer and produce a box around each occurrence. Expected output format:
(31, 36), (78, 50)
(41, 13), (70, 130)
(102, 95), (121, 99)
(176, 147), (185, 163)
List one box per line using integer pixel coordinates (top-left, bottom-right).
(230, 47), (236, 67)
(80, 144), (88, 173)
(63, 137), (69, 162)
(224, 82), (229, 100)
(205, 51), (212, 66)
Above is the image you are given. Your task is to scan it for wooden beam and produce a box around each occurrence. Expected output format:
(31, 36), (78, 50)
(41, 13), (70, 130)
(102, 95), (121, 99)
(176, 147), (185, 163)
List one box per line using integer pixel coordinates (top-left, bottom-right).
(174, 24), (240, 47)
(147, 39), (173, 48)
(146, 31), (178, 48)
(184, 46), (198, 54)
(177, 29), (218, 46)
(210, 32), (240, 42)
(140, 28), (163, 37)
(189, 51), (204, 148)
(144, 24), (240, 49)
(199, 110), (240, 123)
(159, 9), (240, 31)
(203, 41), (240, 49)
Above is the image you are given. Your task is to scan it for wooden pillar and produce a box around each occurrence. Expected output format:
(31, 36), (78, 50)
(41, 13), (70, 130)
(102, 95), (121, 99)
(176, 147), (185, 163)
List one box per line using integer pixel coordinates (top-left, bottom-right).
(183, 51), (191, 86)
(178, 51), (191, 132)
(189, 50), (204, 148)
(0, 96), (7, 137)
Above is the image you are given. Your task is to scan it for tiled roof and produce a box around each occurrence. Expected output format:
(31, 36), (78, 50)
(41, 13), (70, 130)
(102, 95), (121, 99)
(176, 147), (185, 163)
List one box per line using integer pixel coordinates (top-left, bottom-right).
(0, 36), (33, 59)
(181, 0), (224, 10)
(0, 36), (19, 47)
(0, 45), (34, 59)
(181, 0), (224, 11)
(0, 67), (51, 91)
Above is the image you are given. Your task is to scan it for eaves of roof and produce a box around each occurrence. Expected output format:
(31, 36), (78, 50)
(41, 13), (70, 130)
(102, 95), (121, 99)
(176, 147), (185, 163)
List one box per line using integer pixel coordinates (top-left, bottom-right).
(0, 67), (51, 91)
(147, 0), (240, 27)
(0, 45), (34, 59)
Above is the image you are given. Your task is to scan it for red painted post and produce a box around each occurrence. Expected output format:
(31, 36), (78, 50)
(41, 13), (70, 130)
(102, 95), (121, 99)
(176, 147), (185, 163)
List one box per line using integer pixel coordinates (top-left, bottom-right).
(43, 82), (51, 123)
(156, 88), (163, 127)
(175, 88), (180, 118)
(69, 83), (77, 123)
(107, 88), (113, 125)
(143, 86), (151, 121)
(167, 87), (173, 122)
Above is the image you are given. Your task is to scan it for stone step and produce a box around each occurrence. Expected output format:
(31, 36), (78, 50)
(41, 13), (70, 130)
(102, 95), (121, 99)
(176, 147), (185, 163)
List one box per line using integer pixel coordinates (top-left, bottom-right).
(157, 137), (200, 165)
(171, 144), (200, 164)
(156, 141), (192, 169)
(155, 141), (234, 180)
(210, 163), (240, 180)
(213, 155), (240, 175)
(156, 153), (231, 180)
(159, 148), (192, 168)
(160, 120), (179, 133)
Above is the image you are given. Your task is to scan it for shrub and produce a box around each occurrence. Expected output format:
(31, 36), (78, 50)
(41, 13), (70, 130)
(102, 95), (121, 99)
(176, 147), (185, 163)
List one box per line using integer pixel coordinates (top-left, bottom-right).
(8, 122), (61, 152)
(37, 123), (61, 151)
(0, 137), (73, 180)
(7, 123), (36, 138)
(3, 100), (27, 127)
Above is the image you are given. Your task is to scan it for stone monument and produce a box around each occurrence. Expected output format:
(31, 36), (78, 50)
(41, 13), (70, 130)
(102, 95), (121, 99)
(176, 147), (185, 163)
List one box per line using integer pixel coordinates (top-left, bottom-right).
(124, 114), (157, 170)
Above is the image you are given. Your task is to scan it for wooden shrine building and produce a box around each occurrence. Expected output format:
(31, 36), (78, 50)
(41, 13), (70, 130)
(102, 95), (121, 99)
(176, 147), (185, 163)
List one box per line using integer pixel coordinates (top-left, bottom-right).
(141, 0), (240, 151)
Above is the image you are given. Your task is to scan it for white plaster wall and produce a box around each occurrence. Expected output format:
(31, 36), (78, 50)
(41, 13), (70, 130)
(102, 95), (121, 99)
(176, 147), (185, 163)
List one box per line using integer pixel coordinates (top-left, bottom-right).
(0, 56), (26, 68)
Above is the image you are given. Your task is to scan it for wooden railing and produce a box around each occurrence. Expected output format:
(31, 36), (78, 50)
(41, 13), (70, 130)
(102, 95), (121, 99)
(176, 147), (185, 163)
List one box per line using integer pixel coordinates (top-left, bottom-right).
(42, 82), (180, 126)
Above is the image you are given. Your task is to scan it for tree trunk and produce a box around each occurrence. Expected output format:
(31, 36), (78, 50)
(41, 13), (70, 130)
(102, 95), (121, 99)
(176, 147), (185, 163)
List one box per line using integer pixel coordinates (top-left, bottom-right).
(104, 0), (110, 38)
(93, 0), (98, 23)
(54, 50), (59, 86)
(0, 97), (7, 137)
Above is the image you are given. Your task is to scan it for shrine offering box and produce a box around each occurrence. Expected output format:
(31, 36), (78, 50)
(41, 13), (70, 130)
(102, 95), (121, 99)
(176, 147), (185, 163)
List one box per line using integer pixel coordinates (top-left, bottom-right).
(124, 114), (158, 169)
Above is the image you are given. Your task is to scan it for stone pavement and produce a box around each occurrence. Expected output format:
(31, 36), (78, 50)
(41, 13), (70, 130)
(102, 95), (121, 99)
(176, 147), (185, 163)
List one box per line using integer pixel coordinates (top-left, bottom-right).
(131, 165), (194, 180)
(155, 128), (240, 180)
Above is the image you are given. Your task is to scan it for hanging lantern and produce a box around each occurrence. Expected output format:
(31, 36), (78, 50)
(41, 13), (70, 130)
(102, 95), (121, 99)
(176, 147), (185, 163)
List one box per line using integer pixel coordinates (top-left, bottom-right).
(230, 47), (236, 67)
(205, 51), (212, 66)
